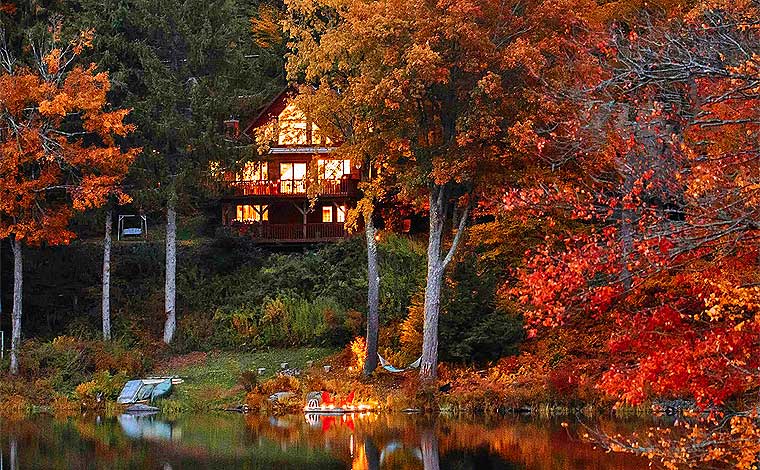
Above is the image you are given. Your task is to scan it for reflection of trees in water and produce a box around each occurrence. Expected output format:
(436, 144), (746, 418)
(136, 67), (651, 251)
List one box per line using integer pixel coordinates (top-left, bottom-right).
(0, 413), (650, 469)
(585, 414), (760, 469)
(244, 414), (647, 470)
(9, 437), (18, 470)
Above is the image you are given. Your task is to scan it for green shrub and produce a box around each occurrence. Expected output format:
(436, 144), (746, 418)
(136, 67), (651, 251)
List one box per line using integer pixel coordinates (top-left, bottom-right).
(439, 242), (524, 364)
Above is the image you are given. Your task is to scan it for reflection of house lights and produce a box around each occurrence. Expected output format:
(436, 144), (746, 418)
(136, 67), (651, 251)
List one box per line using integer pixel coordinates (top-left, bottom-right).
(303, 403), (374, 412)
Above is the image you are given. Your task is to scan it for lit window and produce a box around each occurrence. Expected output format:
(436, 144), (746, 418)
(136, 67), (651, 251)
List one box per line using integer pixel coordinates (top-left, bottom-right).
(322, 206), (333, 223)
(280, 162), (306, 193)
(236, 204), (269, 223)
(336, 205), (346, 223)
(209, 161), (221, 178)
(278, 104), (309, 145)
(318, 159), (351, 179)
(312, 125), (333, 146)
(239, 161), (268, 181)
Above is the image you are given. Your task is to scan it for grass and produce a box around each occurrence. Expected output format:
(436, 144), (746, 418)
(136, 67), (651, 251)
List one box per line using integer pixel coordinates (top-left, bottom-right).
(151, 348), (336, 412)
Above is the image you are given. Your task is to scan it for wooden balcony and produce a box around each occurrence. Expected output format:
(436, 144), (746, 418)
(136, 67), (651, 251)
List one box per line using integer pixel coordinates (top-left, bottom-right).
(227, 178), (359, 198)
(233, 222), (348, 243)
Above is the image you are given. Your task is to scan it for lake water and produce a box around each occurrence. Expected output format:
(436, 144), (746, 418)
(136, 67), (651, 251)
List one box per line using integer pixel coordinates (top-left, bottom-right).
(0, 412), (651, 469)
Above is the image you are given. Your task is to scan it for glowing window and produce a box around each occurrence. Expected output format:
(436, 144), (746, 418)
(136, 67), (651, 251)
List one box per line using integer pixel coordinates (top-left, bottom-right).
(322, 206), (333, 223)
(278, 103), (309, 145)
(236, 204), (268, 223)
(312, 125), (333, 146)
(209, 161), (221, 178)
(318, 159), (351, 179)
(239, 161), (268, 181)
(336, 205), (346, 223)
(280, 162), (306, 194)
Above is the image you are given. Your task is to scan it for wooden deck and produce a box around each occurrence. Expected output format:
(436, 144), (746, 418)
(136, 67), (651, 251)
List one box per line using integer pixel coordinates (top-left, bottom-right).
(234, 222), (348, 243)
(227, 179), (358, 198)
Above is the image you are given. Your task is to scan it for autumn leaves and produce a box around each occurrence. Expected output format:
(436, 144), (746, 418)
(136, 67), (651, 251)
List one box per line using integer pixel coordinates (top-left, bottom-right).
(0, 30), (137, 372)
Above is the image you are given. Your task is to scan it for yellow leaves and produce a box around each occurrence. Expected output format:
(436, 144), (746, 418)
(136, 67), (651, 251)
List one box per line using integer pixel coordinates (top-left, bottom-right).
(251, 5), (284, 48)
(71, 29), (95, 55)
(702, 283), (760, 323)
(403, 42), (449, 85)
(477, 71), (503, 98)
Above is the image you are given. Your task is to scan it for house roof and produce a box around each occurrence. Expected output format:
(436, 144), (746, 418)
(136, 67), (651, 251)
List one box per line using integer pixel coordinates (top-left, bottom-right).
(241, 87), (291, 138)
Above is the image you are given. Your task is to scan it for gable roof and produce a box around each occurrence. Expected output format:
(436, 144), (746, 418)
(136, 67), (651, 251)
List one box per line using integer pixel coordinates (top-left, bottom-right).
(241, 88), (291, 138)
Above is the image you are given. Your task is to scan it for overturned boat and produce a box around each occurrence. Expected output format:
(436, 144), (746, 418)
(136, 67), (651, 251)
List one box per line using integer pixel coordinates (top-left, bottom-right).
(117, 377), (182, 405)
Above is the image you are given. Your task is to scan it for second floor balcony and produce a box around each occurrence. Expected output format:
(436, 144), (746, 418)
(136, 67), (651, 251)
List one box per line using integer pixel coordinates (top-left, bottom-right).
(228, 178), (359, 198)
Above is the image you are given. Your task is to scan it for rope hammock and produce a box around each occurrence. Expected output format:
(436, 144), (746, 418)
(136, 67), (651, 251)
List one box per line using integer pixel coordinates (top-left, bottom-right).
(377, 353), (422, 373)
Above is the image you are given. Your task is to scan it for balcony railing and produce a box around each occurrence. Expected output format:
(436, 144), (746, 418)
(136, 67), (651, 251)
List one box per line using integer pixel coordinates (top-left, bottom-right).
(233, 222), (348, 242)
(228, 178), (358, 197)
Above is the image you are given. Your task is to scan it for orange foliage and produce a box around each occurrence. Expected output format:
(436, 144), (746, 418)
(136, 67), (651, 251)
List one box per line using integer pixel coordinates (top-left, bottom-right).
(0, 31), (138, 246)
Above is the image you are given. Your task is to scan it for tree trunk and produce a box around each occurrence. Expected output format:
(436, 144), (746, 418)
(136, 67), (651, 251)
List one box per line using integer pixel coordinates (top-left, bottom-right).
(102, 208), (113, 341)
(163, 195), (177, 344)
(10, 236), (22, 375)
(363, 215), (380, 376)
(419, 185), (470, 383)
(420, 188), (445, 382)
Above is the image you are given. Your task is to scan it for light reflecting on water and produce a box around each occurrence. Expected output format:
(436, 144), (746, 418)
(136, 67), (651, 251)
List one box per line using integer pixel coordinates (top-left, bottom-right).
(0, 412), (649, 469)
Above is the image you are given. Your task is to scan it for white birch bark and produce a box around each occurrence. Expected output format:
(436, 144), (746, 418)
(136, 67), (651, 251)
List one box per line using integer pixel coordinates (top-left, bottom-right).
(163, 195), (177, 344)
(10, 236), (22, 375)
(102, 209), (113, 341)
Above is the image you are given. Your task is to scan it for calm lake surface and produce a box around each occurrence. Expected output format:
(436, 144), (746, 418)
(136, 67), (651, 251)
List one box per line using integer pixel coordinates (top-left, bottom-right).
(0, 412), (652, 469)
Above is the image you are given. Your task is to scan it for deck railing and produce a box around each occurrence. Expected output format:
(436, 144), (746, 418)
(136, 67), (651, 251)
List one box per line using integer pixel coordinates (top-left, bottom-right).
(235, 222), (347, 242)
(228, 178), (358, 197)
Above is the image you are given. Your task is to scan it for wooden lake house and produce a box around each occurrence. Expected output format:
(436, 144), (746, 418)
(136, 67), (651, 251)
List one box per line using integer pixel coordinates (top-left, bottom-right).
(218, 91), (361, 243)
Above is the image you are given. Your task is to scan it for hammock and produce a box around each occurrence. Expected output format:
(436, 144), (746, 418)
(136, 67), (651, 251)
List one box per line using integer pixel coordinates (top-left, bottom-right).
(377, 354), (422, 373)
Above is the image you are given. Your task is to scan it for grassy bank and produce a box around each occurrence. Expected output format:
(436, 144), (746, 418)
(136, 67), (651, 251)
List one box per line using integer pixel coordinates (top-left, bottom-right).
(152, 348), (336, 412)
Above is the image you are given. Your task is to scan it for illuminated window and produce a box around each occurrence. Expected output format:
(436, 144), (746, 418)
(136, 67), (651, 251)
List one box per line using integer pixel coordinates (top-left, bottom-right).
(312, 125), (333, 146)
(239, 161), (268, 181)
(318, 159), (351, 179)
(278, 103), (309, 145)
(236, 204), (269, 223)
(322, 206), (333, 223)
(336, 205), (346, 223)
(209, 161), (221, 178)
(280, 162), (306, 193)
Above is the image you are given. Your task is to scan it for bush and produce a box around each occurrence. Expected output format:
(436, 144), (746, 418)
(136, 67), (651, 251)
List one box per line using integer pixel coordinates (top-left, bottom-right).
(15, 336), (148, 396)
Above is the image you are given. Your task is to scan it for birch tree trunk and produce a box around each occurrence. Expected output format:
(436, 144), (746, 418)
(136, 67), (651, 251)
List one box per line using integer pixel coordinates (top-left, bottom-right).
(419, 185), (469, 383)
(102, 208), (113, 341)
(163, 194), (177, 344)
(363, 215), (380, 376)
(10, 236), (22, 375)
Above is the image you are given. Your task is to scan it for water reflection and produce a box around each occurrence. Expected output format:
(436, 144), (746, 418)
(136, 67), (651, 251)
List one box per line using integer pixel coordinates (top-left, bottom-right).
(0, 412), (649, 469)
(118, 413), (182, 442)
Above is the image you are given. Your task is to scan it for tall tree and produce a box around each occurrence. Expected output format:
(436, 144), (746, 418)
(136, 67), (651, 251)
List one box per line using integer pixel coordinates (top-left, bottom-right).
(285, 0), (526, 381)
(101, 206), (112, 340)
(0, 28), (137, 373)
(72, 0), (282, 343)
(288, 85), (395, 375)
